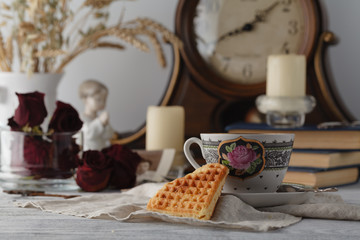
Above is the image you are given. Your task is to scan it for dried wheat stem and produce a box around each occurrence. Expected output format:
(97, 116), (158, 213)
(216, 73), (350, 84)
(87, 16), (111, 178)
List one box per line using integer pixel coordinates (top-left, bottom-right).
(94, 42), (125, 50)
(33, 48), (39, 73)
(55, 41), (126, 73)
(0, 2), (10, 10)
(0, 14), (13, 20)
(141, 29), (166, 67)
(0, 34), (10, 71)
(34, 49), (67, 58)
(28, 0), (39, 20)
(19, 22), (36, 32)
(134, 18), (183, 48)
(26, 34), (46, 43)
(55, 44), (92, 73)
(16, 35), (24, 69)
(67, 9), (95, 47)
(5, 36), (13, 70)
(84, 0), (114, 9)
(82, 27), (149, 52)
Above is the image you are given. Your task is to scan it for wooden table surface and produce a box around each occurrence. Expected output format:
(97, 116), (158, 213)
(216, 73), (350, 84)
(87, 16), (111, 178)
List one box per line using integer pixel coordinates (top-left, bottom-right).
(1, 181), (360, 240)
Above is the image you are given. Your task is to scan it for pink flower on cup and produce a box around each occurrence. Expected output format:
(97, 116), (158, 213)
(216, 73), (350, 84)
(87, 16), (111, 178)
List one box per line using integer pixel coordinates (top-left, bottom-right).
(227, 145), (257, 170)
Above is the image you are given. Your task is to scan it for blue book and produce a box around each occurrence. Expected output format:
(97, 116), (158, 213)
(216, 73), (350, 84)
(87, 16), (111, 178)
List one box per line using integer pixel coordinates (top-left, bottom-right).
(225, 122), (360, 150)
(283, 166), (359, 188)
(290, 150), (360, 169)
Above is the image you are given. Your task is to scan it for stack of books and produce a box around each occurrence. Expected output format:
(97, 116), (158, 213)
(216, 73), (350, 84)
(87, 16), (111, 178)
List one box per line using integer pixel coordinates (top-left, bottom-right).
(225, 122), (360, 188)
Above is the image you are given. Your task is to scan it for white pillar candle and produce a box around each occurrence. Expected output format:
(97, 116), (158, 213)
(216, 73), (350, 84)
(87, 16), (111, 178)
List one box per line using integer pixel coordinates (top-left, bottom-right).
(146, 106), (185, 151)
(266, 54), (306, 97)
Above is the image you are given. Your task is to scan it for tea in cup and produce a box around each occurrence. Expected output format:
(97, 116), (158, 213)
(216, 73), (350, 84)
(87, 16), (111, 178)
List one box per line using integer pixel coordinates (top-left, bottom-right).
(183, 133), (294, 193)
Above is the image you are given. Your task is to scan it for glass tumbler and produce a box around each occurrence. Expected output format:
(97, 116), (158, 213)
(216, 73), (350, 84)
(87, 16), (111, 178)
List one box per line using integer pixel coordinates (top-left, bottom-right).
(0, 130), (82, 191)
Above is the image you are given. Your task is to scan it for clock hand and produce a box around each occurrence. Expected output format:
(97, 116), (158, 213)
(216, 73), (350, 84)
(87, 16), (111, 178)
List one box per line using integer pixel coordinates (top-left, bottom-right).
(217, 1), (279, 42)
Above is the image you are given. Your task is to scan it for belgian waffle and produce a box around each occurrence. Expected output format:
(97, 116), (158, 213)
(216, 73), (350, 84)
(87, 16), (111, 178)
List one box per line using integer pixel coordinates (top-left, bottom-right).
(146, 163), (229, 220)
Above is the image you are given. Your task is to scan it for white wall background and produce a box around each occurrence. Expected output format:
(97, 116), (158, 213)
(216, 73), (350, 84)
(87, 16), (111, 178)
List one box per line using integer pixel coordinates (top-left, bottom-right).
(57, 0), (359, 134)
(323, 0), (360, 120)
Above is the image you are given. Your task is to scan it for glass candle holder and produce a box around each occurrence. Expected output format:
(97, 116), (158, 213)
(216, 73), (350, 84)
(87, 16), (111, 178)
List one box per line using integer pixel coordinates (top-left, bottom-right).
(256, 95), (316, 128)
(0, 130), (82, 191)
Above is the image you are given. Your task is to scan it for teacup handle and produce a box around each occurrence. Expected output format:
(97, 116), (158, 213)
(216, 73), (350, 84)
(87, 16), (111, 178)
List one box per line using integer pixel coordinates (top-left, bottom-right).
(183, 137), (205, 169)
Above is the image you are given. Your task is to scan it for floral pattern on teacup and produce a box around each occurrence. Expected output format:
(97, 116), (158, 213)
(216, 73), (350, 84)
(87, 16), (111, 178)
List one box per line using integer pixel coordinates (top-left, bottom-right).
(218, 137), (265, 179)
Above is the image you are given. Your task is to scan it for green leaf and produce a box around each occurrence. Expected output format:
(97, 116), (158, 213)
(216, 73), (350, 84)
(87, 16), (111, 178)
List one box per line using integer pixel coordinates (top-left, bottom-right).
(230, 143), (236, 151)
(225, 146), (232, 153)
(247, 161), (260, 174)
(246, 164), (256, 174)
(222, 160), (233, 170)
(222, 160), (230, 165)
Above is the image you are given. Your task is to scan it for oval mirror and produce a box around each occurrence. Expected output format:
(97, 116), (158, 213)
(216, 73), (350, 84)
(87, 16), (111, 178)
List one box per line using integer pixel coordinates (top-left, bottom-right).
(58, 0), (179, 145)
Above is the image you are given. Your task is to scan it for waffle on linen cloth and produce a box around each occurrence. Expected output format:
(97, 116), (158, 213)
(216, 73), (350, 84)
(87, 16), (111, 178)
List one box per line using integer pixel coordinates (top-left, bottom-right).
(14, 183), (360, 232)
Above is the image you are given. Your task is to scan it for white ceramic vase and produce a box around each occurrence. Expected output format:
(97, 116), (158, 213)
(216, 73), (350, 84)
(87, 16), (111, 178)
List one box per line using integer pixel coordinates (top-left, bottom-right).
(0, 72), (63, 129)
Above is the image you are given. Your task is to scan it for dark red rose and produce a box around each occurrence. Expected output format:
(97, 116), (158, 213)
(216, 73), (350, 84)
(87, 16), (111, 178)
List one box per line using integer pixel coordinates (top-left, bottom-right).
(76, 165), (112, 192)
(75, 150), (113, 192)
(13, 91), (47, 127)
(109, 161), (138, 189)
(48, 101), (83, 132)
(102, 144), (140, 165)
(102, 144), (141, 189)
(23, 136), (51, 176)
(82, 150), (111, 170)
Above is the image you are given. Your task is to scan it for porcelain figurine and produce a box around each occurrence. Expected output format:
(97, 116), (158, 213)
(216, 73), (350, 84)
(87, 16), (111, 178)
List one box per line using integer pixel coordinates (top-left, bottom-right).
(79, 79), (114, 151)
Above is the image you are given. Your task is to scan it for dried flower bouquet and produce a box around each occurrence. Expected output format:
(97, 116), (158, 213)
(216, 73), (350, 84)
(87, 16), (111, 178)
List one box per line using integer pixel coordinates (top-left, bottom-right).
(0, 0), (181, 74)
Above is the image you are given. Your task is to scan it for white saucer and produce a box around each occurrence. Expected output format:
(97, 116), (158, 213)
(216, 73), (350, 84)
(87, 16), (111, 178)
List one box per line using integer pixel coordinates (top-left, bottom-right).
(223, 191), (314, 208)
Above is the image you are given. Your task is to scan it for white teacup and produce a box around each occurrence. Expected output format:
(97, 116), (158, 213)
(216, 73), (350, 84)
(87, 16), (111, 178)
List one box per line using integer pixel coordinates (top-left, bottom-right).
(183, 133), (294, 193)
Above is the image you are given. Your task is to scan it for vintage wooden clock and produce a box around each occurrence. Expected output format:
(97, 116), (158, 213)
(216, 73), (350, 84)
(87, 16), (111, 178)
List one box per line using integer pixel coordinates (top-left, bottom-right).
(176, 0), (317, 98)
(168, 0), (353, 139)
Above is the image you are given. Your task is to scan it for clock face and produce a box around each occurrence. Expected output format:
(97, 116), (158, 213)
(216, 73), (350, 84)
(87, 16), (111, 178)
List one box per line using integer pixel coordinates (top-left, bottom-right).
(194, 0), (307, 84)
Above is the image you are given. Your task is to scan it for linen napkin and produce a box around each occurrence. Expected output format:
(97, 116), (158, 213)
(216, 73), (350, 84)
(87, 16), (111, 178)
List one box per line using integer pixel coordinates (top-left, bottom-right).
(15, 183), (360, 232)
(260, 192), (360, 220)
